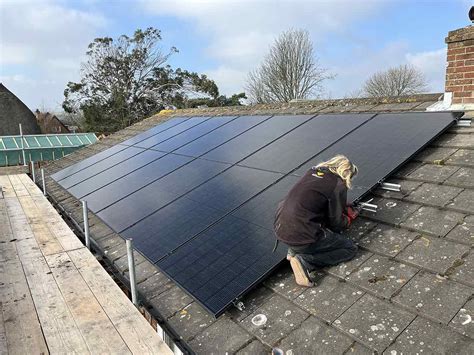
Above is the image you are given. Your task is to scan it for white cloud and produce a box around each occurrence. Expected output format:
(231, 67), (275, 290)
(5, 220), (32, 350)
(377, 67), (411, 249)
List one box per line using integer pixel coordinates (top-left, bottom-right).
(406, 48), (446, 93)
(0, 0), (106, 110)
(141, 0), (386, 96)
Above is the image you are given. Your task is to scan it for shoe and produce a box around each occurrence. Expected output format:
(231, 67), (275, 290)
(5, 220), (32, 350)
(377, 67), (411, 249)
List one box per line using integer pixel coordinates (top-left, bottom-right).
(289, 255), (314, 287)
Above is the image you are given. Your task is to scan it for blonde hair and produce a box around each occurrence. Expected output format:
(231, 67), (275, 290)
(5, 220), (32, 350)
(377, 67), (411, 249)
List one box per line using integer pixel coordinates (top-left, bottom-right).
(315, 155), (358, 189)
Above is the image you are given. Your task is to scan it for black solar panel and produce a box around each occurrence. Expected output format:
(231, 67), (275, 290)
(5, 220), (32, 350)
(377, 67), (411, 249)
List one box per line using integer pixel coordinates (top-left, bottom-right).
(294, 112), (456, 203)
(240, 114), (373, 173)
(58, 146), (146, 189)
(82, 153), (193, 212)
(133, 116), (211, 149)
(201, 114), (314, 164)
(52, 112), (457, 317)
(97, 158), (230, 232)
(120, 116), (190, 146)
(68, 149), (166, 198)
(157, 215), (286, 316)
(151, 116), (237, 152)
(174, 115), (271, 157)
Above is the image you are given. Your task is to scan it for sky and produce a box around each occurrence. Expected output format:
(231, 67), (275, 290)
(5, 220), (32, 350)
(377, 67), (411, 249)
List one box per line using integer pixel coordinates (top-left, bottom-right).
(0, 0), (471, 111)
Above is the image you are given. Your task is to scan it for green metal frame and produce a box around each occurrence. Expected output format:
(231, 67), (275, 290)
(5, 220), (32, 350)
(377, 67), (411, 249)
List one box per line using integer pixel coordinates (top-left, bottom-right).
(0, 133), (98, 166)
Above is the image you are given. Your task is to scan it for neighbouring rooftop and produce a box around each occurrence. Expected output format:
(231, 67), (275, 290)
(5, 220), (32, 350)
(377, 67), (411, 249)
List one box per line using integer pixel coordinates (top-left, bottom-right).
(37, 94), (474, 354)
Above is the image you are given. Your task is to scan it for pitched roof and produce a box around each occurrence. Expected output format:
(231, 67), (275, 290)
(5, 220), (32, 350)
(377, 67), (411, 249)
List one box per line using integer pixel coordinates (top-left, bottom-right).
(0, 83), (41, 136)
(38, 94), (473, 354)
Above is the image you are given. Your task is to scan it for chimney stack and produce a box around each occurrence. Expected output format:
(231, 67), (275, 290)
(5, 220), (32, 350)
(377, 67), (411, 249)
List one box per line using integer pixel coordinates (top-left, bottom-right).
(445, 25), (474, 109)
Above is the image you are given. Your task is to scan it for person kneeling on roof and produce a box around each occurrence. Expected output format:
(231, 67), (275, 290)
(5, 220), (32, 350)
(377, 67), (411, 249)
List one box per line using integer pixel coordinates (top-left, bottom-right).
(274, 155), (360, 287)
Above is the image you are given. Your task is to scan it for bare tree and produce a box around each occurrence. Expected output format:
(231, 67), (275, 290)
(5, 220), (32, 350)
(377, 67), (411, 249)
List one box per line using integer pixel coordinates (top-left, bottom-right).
(363, 64), (428, 98)
(245, 29), (332, 103)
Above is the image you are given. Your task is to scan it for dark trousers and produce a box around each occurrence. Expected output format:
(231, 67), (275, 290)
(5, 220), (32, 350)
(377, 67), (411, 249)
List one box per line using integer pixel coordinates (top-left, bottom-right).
(287, 229), (357, 271)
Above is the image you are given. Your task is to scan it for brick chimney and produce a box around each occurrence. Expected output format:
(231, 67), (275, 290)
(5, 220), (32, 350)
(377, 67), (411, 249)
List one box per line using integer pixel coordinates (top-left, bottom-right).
(445, 25), (474, 109)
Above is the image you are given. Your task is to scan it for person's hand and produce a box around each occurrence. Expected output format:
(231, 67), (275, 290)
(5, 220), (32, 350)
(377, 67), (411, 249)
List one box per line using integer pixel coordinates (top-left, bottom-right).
(347, 206), (360, 222)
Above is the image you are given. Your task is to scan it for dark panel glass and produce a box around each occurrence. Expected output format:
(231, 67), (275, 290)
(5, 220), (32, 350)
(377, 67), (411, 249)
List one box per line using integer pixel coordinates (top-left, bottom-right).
(157, 215), (286, 316)
(58, 146), (145, 189)
(151, 116), (237, 152)
(231, 175), (300, 230)
(122, 197), (226, 263)
(134, 116), (211, 149)
(120, 116), (190, 146)
(84, 153), (193, 212)
(68, 149), (165, 198)
(51, 144), (128, 181)
(201, 114), (313, 164)
(294, 112), (455, 203)
(174, 115), (271, 157)
(97, 158), (230, 232)
(185, 165), (282, 213)
(240, 114), (373, 173)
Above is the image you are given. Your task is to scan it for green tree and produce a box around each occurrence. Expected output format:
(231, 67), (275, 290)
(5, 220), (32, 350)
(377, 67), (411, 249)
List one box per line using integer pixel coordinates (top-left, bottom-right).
(63, 27), (237, 132)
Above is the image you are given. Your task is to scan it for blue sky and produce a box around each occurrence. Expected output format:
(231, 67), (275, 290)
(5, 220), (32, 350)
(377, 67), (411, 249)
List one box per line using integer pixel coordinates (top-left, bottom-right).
(0, 0), (471, 111)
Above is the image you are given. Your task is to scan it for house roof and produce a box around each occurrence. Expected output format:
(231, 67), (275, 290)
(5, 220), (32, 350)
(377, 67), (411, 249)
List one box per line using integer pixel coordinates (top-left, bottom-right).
(0, 83), (41, 136)
(39, 94), (473, 354)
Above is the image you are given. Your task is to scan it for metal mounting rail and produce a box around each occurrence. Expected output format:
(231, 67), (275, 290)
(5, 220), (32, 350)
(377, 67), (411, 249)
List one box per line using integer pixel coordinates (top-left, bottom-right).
(380, 182), (401, 192)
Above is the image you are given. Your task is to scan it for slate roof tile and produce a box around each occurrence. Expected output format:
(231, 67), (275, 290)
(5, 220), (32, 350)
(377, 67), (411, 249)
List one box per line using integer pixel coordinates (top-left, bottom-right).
(392, 271), (473, 324)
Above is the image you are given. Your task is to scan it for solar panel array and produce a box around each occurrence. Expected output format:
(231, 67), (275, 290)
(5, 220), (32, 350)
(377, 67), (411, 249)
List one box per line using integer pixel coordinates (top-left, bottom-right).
(52, 112), (456, 316)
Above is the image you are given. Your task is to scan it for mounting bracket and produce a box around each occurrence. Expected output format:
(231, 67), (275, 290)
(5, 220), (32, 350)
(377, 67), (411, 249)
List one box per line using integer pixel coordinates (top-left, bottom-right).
(380, 182), (401, 192)
(358, 198), (378, 213)
(233, 300), (245, 311)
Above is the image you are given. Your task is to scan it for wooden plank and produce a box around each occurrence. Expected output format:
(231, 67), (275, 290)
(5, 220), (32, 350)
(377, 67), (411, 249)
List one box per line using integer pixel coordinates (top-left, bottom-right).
(0, 176), (15, 198)
(18, 196), (64, 256)
(21, 256), (89, 353)
(0, 302), (7, 355)
(31, 195), (84, 252)
(0, 199), (18, 263)
(45, 252), (131, 354)
(4, 197), (43, 261)
(69, 248), (172, 355)
(0, 261), (48, 354)
(17, 174), (43, 196)
(7, 175), (29, 197)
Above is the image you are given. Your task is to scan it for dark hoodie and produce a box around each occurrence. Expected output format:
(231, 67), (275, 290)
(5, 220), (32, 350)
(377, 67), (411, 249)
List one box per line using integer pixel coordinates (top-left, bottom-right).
(274, 166), (350, 246)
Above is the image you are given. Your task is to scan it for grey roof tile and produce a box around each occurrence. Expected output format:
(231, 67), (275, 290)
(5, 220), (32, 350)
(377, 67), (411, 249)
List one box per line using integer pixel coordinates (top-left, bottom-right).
(358, 224), (418, 257)
(168, 302), (215, 342)
(360, 198), (420, 226)
(396, 235), (470, 274)
(446, 148), (474, 167)
(404, 183), (463, 207)
(445, 166), (474, 188)
(400, 206), (465, 237)
(413, 147), (458, 163)
(346, 255), (418, 299)
(263, 264), (308, 300)
(445, 215), (474, 245)
(449, 298), (474, 338)
(277, 316), (354, 354)
(345, 218), (377, 241)
(407, 163), (460, 183)
(373, 179), (422, 199)
(149, 285), (193, 320)
(236, 340), (271, 355)
(294, 275), (364, 322)
(392, 271), (472, 324)
(434, 133), (474, 149)
(450, 252), (474, 288)
(333, 294), (415, 352)
(240, 294), (309, 346)
(447, 189), (474, 214)
(189, 316), (253, 354)
(326, 250), (373, 278)
(385, 317), (474, 354)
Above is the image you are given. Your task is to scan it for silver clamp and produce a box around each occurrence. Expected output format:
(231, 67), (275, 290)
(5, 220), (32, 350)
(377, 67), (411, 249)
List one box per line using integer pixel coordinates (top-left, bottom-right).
(233, 300), (245, 311)
(357, 198), (378, 213)
(456, 119), (472, 127)
(380, 182), (401, 192)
